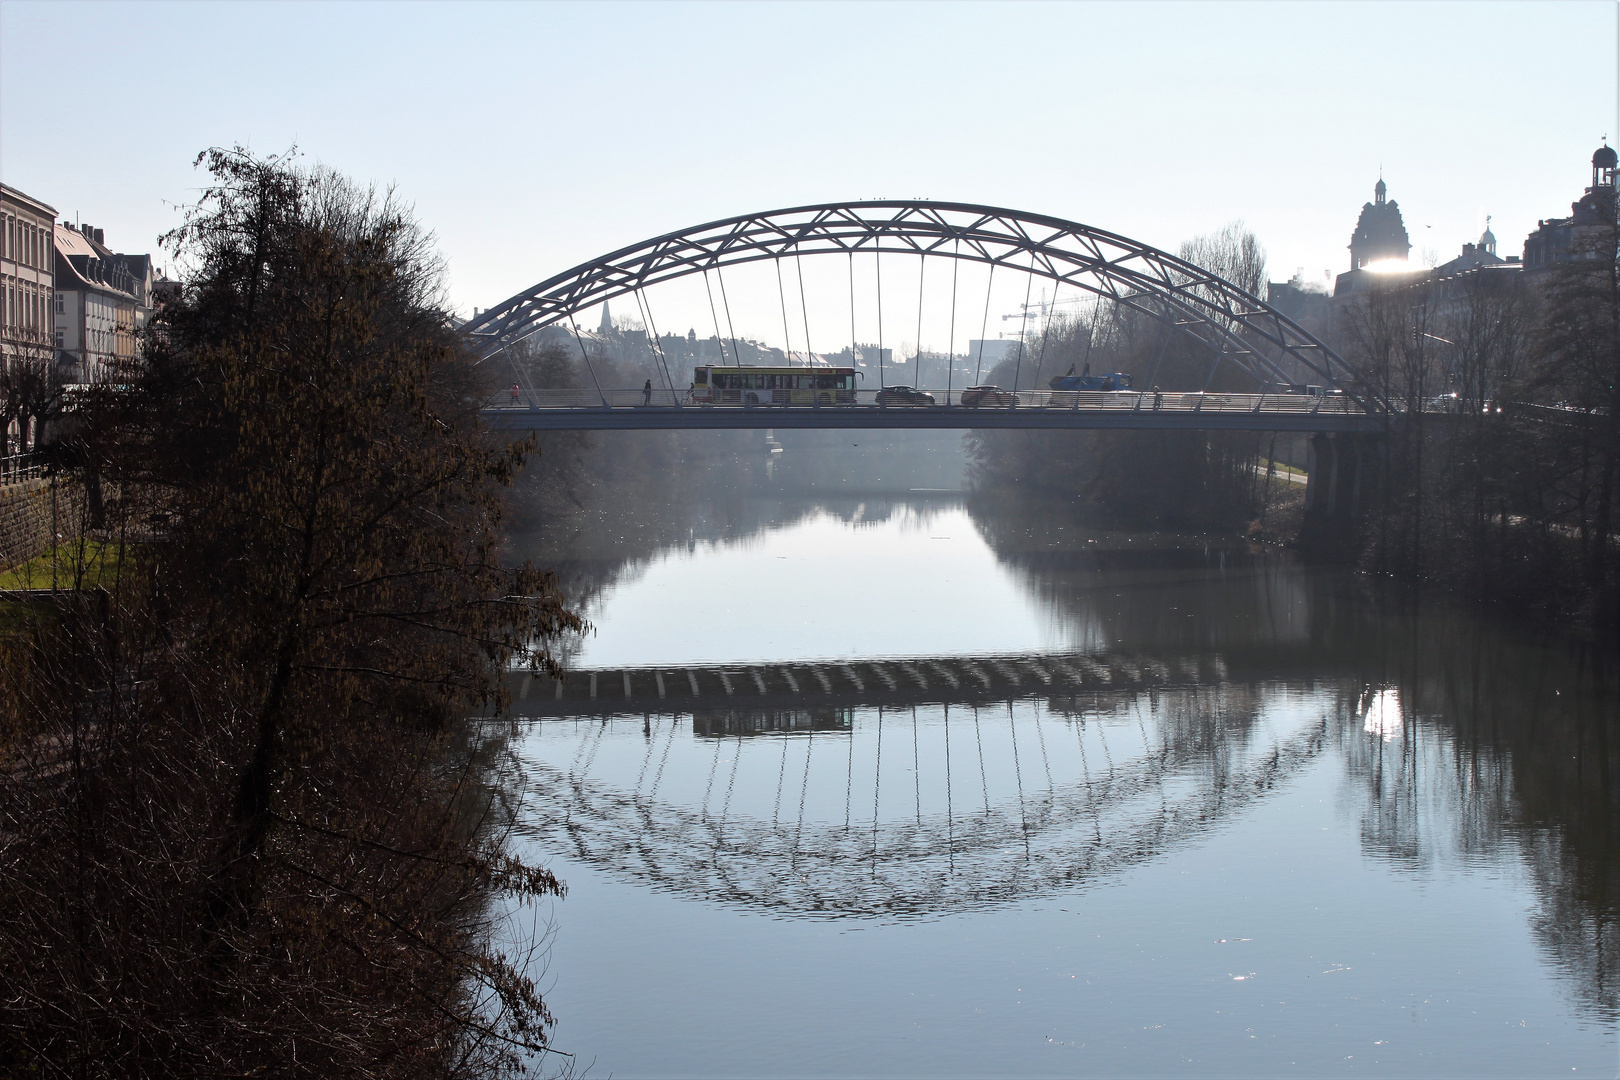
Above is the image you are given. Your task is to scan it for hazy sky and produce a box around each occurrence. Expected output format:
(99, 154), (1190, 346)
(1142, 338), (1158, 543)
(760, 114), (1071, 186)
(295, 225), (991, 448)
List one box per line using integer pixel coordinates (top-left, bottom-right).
(3, 1), (1615, 353)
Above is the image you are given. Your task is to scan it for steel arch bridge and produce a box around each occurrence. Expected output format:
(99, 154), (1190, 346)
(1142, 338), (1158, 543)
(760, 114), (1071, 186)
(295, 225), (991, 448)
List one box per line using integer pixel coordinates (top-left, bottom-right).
(468, 200), (1380, 432)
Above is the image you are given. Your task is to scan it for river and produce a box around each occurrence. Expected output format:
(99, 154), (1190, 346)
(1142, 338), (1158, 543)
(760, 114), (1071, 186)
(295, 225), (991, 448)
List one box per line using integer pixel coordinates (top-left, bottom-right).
(499, 491), (1616, 1077)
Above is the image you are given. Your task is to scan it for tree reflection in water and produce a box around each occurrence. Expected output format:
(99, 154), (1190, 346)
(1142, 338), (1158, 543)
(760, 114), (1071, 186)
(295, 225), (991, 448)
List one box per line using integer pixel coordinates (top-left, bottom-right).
(1339, 624), (1617, 1023)
(504, 495), (1617, 1030)
(976, 500), (1617, 1022)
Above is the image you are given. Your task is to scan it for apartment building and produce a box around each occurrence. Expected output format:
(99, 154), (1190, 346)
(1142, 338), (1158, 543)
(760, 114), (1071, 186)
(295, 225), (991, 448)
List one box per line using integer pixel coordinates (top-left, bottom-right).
(2, 184), (58, 452)
(53, 223), (140, 383)
(1, 183), (57, 362)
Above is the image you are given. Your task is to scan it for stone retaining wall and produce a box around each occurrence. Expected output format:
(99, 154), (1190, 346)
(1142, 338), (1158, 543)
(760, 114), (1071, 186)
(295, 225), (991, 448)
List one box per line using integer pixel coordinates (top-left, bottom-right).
(0, 478), (86, 571)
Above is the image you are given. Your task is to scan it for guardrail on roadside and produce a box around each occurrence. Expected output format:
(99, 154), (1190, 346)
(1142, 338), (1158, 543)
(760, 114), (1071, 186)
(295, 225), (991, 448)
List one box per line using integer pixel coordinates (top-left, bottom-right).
(486, 387), (1372, 416)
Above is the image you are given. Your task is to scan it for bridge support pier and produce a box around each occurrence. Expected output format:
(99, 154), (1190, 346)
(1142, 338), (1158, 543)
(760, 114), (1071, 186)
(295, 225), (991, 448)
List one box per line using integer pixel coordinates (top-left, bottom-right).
(1302, 432), (1377, 557)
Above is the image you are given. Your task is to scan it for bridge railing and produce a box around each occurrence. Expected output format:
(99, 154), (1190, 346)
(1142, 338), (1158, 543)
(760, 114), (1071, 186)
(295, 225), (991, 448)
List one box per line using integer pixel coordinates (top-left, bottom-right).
(485, 387), (1371, 416)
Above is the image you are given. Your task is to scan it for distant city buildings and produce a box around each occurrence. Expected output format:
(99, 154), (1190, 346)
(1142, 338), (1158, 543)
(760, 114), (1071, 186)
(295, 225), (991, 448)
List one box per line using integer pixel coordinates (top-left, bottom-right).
(967, 340), (1017, 368)
(1433, 217), (1509, 277)
(1523, 143), (1619, 271)
(0, 180), (165, 450)
(1267, 142), (1618, 330)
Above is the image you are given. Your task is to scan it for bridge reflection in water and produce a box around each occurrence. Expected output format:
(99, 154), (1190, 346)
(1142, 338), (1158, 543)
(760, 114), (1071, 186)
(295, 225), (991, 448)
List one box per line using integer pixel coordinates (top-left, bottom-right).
(507, 659), (1342, 919)
(491, 501), (1616, 1027)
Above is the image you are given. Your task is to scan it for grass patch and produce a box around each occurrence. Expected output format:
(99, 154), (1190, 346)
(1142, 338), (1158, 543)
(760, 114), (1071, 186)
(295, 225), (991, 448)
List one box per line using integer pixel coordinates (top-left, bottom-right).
(1261, 460), (1308, 481)
(0, 540), (126, 591)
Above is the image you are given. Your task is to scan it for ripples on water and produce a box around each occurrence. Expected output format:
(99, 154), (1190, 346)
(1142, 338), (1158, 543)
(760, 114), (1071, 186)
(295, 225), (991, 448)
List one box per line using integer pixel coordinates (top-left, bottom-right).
(496, 499), (1615, 1077)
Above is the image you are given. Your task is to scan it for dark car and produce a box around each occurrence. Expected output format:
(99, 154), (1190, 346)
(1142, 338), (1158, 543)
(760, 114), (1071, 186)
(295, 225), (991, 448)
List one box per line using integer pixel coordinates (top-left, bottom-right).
(960, 385), (1016, 407)
(874, 385), (936, 406)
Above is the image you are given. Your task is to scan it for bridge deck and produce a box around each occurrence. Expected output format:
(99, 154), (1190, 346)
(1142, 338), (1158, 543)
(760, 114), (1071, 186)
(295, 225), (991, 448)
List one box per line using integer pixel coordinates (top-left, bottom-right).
(485, 389), (1380, 432)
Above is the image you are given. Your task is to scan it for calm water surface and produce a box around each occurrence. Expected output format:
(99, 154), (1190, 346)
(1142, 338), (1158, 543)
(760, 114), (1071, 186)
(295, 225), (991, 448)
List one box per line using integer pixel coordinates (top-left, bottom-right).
(504, 498), (1616, 1078)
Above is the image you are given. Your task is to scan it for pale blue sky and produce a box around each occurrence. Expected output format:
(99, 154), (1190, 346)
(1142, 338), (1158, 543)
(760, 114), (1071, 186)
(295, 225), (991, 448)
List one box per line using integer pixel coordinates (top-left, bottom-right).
(3, 1), (1614, 349)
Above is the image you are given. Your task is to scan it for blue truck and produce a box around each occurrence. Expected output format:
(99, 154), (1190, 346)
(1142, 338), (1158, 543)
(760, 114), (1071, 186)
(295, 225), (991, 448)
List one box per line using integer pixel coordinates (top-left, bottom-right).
(1047, 366), (1133, 393)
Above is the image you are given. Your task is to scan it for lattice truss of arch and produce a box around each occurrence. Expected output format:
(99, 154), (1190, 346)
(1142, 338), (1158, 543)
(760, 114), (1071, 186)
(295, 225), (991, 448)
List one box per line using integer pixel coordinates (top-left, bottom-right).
(464, 201), (1372, 407)
(509, 685), (1342, 919)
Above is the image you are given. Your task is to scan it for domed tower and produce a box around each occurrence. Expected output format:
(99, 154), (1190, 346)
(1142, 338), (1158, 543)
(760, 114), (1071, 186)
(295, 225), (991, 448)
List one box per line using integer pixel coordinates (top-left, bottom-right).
(1479, 216), (1496, 256)
(1573, 141), (1620, 229)
(1348, 177), (1413, 270)
(1593, 142), (1617, 189)
(1524, 141), (1620, 272)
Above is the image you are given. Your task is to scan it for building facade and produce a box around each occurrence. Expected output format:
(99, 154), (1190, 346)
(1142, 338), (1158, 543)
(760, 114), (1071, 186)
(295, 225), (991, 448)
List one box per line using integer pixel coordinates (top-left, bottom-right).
(1523, 144), (1618, 271)
(2, 183), (58, 453)
(2, 185), (57, 360)
(53, 223), (142, 384)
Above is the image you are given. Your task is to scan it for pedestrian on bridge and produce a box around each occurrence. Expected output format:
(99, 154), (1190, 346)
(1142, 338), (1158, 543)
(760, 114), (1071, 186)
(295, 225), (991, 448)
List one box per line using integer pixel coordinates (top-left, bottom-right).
(511, 382), (520, 404)
(643, 379), (653, 406)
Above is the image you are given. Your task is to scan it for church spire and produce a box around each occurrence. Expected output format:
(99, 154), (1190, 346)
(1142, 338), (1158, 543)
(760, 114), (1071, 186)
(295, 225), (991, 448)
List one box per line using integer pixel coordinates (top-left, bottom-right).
(598, 301), (613, 335)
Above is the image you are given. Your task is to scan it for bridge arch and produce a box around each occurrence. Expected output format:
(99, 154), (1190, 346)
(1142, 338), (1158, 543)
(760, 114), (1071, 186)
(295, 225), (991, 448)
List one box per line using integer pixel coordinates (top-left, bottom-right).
(464, 200), (1371, 407)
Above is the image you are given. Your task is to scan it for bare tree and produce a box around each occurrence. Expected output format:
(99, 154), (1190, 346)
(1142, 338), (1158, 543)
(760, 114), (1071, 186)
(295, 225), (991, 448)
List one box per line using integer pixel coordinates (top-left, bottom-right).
(1, 147), (583, 1077)
(1179, 220), (1267, 299)
(1, 339), (64, 455)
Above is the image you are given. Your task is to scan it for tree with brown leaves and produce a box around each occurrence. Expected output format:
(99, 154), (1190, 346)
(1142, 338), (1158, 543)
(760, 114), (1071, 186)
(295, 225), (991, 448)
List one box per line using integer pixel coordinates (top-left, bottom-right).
(1, 147), (582, 1077)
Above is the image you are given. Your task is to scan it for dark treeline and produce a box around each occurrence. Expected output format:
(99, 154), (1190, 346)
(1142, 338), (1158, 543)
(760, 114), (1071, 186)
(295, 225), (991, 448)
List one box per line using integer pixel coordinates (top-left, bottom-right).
(1, 150), (580, 1076)
(1332, 248), (1619, 635)
(966, 223), (1300, 532)
(966, 217), (1619, 638)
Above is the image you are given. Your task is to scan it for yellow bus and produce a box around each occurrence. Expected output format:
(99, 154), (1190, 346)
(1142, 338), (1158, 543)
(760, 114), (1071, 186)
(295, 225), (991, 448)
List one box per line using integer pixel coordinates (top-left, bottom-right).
(692, 365), (859, 405)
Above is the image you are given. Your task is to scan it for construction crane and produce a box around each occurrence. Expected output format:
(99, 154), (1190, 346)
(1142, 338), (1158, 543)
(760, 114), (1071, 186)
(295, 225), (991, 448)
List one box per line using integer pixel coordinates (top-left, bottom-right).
(1000, 290), (1089, 322)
